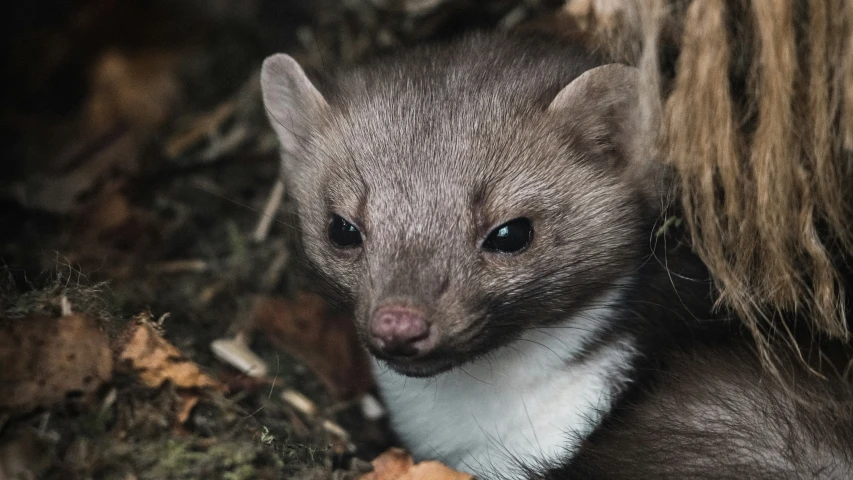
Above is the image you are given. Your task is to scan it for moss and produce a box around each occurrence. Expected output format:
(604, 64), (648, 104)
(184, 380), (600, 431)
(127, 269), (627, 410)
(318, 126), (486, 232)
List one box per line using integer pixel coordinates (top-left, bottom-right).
(135, 437), (282, 480)
(0, 265), (118, 335)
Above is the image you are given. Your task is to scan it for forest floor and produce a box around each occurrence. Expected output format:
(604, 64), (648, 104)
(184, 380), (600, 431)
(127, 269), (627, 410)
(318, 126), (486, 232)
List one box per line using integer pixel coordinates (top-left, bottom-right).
(0, 1), (570, 478)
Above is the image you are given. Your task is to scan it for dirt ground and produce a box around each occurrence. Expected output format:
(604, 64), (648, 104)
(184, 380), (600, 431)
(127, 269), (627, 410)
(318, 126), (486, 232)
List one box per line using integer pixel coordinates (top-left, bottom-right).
(0, 1), (568, 478)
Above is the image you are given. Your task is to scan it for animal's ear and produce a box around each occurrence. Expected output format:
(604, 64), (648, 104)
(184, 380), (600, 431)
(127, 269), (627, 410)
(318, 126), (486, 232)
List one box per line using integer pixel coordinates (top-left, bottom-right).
(549, 64), (662, 202)
(260, 54), (328, 158)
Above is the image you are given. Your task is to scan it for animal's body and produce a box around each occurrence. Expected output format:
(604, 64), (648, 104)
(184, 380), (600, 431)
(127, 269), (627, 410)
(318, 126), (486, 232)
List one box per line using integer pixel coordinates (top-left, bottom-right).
(260, 33), (853, 479)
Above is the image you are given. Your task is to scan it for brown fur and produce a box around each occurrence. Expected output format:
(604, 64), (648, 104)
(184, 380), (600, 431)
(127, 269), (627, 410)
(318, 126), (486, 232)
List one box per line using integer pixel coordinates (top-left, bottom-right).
(562, 0), (853, 376)
(844, 0), (853, 152)
(545, 339), (853, 479)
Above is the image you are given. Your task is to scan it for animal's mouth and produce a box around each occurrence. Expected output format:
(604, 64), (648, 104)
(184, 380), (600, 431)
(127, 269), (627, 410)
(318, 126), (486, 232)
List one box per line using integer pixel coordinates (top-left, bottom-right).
(377, 354), (460, 378)
(368, 331), (507, 378)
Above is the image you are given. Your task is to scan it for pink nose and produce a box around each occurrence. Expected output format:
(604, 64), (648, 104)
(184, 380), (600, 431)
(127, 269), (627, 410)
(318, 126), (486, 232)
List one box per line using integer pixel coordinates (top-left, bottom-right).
(370, 306), (430, 356)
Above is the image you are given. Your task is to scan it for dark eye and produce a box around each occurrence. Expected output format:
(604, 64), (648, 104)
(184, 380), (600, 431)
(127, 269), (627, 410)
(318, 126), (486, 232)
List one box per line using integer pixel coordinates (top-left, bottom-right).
(482, 218), (533, 254)
(328, 214), (363, 248)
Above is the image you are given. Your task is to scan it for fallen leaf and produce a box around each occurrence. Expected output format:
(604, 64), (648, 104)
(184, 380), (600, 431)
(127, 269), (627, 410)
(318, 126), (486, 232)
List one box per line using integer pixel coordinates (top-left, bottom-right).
(113, 313), (224, 427)
(359, 448), (473, 480)
(362, 448), (413, 480)
(0, 314), (113, 412)
(114, 313), (224, 392)
(361, 448), (415, 480)
(253, 292), (374, 399)
(85, 49), (182, 133)
(405, 462), (474, 480)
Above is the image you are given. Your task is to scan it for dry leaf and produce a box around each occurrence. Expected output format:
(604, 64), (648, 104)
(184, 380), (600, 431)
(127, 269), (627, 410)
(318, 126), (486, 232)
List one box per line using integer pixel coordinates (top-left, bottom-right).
(114, 313), (224, 392)
(362, 448), (413, 480)
(253, 292), (374, 399)
(359, 448), (473, 480)
(0, 314), (113, 412)
(405, 462), (474, 480)
(114, 314), (224, 426)
(85, 49), (182, 133)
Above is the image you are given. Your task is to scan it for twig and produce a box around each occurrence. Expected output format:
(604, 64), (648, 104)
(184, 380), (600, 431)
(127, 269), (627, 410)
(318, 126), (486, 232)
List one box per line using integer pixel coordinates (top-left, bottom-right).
(60, 296), (73, 316)
(260, 247), (290, 291)
(197, 280), (228, 305)
(253, 179), (285, 243)
(165, 102), (236, 159)
(281, 389), (319, 417)
(147, 259), (209, 274)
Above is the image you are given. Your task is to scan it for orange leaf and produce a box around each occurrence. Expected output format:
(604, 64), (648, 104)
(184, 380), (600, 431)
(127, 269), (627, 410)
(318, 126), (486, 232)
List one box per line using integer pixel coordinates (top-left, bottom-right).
(115, 314), (224, 392)
(360, 448), (414, 480)
(405, 462), (474, 480)
(359, 448), (474, 480)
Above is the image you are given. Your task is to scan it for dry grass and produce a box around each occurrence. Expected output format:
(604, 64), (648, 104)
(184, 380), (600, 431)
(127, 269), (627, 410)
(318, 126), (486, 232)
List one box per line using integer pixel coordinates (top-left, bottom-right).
(564, 0), (853, 378)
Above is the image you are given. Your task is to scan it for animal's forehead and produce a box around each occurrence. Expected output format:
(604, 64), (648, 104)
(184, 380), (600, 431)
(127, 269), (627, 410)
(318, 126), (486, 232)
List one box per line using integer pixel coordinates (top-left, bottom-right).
(318, 116), (615, 235)
(320, 109), (556, 207)
(321, 89), (576, 187)
(334, 88), (515, 157)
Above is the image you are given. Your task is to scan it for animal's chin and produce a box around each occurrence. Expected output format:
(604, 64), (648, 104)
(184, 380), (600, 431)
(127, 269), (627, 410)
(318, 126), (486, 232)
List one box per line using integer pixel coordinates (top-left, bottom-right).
(369, 343), (480, 377)
(379, 356), (459, 378)
(371, 338), (507, 378)
(365, 322), (525, 378)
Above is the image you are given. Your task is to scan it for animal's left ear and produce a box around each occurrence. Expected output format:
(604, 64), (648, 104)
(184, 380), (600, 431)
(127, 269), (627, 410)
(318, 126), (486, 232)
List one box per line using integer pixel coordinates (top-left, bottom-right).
(548, 64), (662, 203)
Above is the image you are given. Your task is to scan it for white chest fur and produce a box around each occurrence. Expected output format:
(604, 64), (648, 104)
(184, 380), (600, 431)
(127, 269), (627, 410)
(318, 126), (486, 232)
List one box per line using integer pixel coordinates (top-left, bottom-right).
(372, 287), (636, 479)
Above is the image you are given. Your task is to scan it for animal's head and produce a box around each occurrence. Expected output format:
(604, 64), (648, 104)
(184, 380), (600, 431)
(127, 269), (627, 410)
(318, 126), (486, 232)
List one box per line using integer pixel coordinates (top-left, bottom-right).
(261, 38), (660, 376)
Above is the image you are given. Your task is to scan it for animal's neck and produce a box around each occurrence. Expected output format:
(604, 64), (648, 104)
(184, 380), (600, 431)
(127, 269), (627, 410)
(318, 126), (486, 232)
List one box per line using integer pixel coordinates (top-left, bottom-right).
(372, 284), (637, 478)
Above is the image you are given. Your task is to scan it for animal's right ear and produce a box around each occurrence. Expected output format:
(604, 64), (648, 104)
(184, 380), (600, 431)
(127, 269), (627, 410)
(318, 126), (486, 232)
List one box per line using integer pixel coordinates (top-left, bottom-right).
(260, 54), (328, 157)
